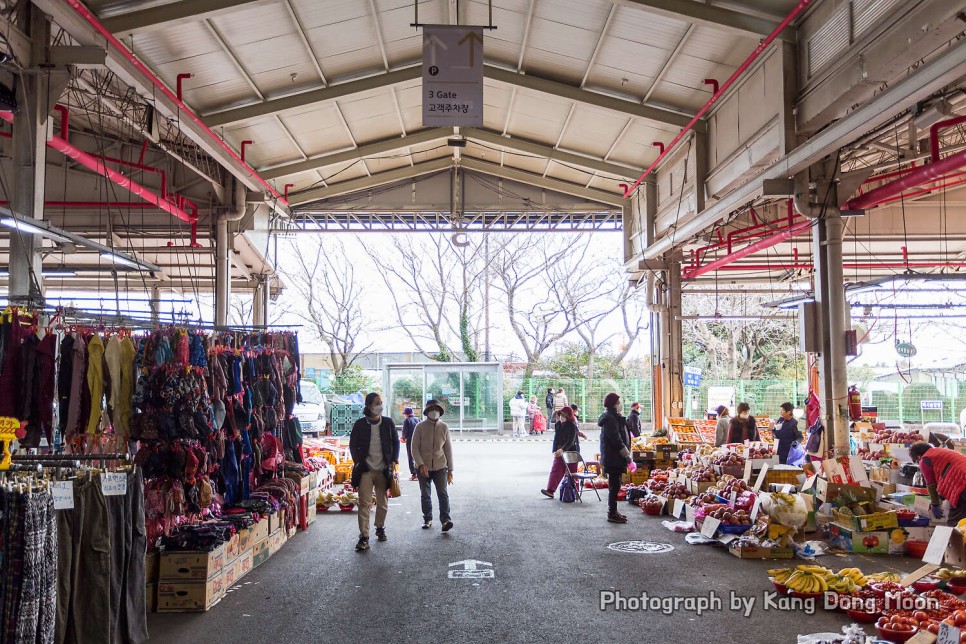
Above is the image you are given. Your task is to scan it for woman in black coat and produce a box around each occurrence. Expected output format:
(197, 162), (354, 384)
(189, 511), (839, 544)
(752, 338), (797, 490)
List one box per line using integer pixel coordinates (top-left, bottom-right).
(598, 392), (631, 524)
(726, 402), (760, 444)
(540, 407), (580, 498)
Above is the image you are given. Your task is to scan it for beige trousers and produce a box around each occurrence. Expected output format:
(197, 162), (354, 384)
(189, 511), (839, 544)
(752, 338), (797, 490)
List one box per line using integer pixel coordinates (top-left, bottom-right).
(358, 470), (389, 538)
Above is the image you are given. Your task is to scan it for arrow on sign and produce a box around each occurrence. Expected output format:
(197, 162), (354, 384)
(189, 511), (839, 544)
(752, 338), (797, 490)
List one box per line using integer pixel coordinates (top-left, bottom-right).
(449, 559), (492, 571)
(423, 34), (448, 67)
(457, 30), (483, 67)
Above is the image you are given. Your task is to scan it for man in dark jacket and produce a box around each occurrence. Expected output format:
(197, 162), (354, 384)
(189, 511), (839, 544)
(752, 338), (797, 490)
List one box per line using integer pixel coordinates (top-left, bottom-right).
(773, 402), (802, 465)
(349, 393), (400, 552)
(545, 389), (554, 430)
(626, 402), (642, 438)
(598, 392), (631, 524)
(400, 407), (419, 480)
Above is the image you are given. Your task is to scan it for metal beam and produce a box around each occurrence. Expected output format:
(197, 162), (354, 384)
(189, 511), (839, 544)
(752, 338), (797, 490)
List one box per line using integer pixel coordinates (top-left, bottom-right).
(643, 37), (966, 259)
(260, 128), (449, 180)
(289, 157), (453, 205)
(101, 0), (270, 37)
(460, 157), (627, 206)
(615, 0), (795, 42)
(204, 64), (695, 129)
(463, 128), (642, 179)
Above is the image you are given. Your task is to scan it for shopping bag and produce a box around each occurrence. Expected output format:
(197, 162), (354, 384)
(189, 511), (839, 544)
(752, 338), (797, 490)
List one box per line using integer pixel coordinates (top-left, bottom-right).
(787, 441), (807, 467)
(389, 473), (402, 498)
(559, 477), (577, 503)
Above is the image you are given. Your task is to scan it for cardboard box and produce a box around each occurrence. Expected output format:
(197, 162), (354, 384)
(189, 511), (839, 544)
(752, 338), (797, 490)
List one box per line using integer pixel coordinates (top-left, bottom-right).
(728, 542), (794, 559)
(146, 582), (157, 613)
(225, 533), (240, 563)
(237, 526), (255, 553)
(145, 550), (160, 584)
(815, 481), (879, 505)
(832, 509), (899, 532)
(268, 527), (287, 556)
(827, 523), (890, 554)
(224, 549), (253, 587)
(306, 500), (317, 526)
(251, 516), (269, 544)
(159, 543), (226, 581)
(268, 511), (281, 535)
(687, 479), (714, 495)
(157, 572), (225, 613)
(252, 538), (270, 568)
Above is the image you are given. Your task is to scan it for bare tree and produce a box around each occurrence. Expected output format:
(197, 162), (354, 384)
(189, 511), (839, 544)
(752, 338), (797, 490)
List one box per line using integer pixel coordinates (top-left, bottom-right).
(491, 234), (575, 378)
(228, 292), (284, 327)
(609, 281), (649, 370)
(280, 237), (370, 377)
(365, 234), (487, 361)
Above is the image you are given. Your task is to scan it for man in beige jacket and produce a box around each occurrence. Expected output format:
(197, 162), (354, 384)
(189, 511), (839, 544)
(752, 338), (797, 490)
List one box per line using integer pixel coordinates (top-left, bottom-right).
(411, 400), (454, 532)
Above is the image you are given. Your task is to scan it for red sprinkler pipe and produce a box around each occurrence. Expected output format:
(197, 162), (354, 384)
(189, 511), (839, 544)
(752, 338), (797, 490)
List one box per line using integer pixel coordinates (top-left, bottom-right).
(683, 219), (814, 279)
(930, 115), (966, 162)
(652, 142), (665, 155)
(0, 201), (158, 208)
(95, 154), (169, 200)
(622, 0), (812, 198)
(53, 105), (69, 140)
(845, 149), (966, 210)
(55, 0), (288, 207)
(284, 184), (294, 202)
(703, 78), (719, 94)
(176, 73), (192, 101)
(240, 140), (253, 164)
(707, 261), (966, 271)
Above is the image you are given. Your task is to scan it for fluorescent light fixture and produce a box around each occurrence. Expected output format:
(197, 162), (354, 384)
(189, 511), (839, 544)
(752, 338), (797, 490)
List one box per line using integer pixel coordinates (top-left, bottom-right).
(100, 252), (142, 269)
(0, 216), (72, 244)
(0, 269), (76, 278)
(764, 295), (815, 309)
(846, 273), (966, 294)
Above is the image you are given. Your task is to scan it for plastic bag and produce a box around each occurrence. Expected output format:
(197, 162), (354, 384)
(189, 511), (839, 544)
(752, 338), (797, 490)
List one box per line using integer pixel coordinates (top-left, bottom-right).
(787, 441), (807, 467)
(794, 541), (829, 559)
(760, 492), (808, 528)
(660, 520), (695, 533)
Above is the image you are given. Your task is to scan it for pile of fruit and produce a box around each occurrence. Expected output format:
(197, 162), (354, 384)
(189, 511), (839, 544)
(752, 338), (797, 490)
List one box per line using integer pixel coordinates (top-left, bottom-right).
(747, 445), (773, 459)
(868, 428), (925, 444)
(934, 568), (966, 581)
(856, 445), (886, 460)
(661, 482), (691, 501)
(772, 565), (835, 594)
(712, 452), (745, 467)
(639, 496), (664, 514)
(691, 492), (721, 507)
(704, 506), (751, 525)
(769, 566), (900, 594)
(688, 467), (717, 483)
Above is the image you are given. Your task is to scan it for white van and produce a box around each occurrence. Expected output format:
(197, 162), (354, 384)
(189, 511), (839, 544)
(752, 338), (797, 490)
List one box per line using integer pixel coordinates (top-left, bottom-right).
(297, 380), (327, 436)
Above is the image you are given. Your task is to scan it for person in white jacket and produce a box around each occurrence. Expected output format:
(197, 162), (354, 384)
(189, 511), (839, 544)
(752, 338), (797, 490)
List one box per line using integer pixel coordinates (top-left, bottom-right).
(411, 400), (454, 531)
(509, 391), (528, 437)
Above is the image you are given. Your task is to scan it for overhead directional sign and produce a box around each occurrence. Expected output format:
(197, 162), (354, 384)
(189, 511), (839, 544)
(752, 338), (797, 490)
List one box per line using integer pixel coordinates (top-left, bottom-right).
(683, 366), (703, 388)
(422, 25), (484, 127)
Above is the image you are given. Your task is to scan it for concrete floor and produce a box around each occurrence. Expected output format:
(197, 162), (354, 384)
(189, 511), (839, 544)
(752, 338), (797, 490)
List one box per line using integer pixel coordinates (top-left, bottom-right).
(148, 436), (923, 643)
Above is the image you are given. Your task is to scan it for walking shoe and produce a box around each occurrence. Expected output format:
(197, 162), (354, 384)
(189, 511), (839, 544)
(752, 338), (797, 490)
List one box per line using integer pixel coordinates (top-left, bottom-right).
(422, 520), (431, 529)
(442, 520), (454, 532)
(607, 513), (628, 524)
(540, 489), (554, 498)
(375, 527), (387, 542)
(355, 536), (370, 551)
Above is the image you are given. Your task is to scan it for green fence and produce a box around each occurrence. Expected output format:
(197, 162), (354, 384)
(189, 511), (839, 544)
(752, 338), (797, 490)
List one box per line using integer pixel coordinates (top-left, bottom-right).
(504, 378), (652, 427)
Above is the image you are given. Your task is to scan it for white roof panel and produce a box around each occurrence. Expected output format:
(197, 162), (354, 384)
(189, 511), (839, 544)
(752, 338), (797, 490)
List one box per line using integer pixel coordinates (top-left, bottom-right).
(208, 3), (296, 46)
(608, 5), (690, 50)
(290, 0), (371, 31)
(558, 105), (631, 158)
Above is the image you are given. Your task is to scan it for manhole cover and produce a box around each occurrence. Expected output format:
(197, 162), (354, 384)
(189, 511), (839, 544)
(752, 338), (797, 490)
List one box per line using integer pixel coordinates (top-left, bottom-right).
(607, 541), (674, 554)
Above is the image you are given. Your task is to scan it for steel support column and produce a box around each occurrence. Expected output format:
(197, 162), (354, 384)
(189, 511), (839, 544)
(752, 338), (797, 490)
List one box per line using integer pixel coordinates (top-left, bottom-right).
(666, 262), (684, 419)
(215, 220), (230, 326)
(9, 9), (52, 302)
(252, 278), (269, 328)
(150, 286), (161, 324)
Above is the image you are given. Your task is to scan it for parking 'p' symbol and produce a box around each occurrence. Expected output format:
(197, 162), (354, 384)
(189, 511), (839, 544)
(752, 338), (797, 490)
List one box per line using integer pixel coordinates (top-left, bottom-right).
(429, 65), (439, 76)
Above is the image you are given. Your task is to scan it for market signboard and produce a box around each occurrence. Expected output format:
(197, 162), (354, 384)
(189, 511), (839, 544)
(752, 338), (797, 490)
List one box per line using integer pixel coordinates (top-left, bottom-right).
(683, 366), (702, 388)
(921, 400), (944, 411)
(422, 25), (484, 126)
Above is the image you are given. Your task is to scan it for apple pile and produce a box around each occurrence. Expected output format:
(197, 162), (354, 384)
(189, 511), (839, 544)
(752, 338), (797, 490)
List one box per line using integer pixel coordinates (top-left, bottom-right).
(640, 497), (664, 513)
(646, 479), (668, 494)
(748, 446), (773, 459)
(705, 506), (751, 525)
(664, 482), (691, 501)
(712, 452), (746, 467)
(689, 468), (717, 483)
(691, 492), (720, 507)
(876, 615), (918, 635)
(871, 428), (924, 444)
(856, 446), (886, 459)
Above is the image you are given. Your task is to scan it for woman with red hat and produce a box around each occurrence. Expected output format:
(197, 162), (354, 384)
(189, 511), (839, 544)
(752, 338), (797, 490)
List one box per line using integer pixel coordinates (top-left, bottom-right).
(540, 406), (580, 498)
(599, 392), (631, 523)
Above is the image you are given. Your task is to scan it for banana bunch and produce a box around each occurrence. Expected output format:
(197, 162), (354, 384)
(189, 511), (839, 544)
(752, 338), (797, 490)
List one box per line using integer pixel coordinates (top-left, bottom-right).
(825, 574), (857, 594)
(935, 567), (966, 580)
(838, 568), (869, 587)
(772, 492), (797, 504)
(867, 572), (901, 584)
(785, 570), (828, 594)
(768, 568), (793, 584)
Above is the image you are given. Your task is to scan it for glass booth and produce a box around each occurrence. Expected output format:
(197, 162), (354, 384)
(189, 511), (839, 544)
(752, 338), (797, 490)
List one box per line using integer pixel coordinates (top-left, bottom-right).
(383, 362), (504, 432)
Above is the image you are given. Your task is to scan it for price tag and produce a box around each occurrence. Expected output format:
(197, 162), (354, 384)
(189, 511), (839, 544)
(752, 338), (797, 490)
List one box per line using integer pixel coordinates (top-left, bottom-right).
(101, 472), (127, 497)
(753, 464), (769, 492)
(685, 503), (695, 522)
(938, 622), (961, 644)
(743, 459), (753, 483)
(924, 525), (954, 565)
(801, 474), (818, 491)
(780, 484), (793, 493)
(701, 516), (721, 538)
(750, 495), (763, 521)
(52, 481), (74, 510)
(907, 629), (938, 644)
(672, 498), (686, 519)
(730, 491), (737, 507)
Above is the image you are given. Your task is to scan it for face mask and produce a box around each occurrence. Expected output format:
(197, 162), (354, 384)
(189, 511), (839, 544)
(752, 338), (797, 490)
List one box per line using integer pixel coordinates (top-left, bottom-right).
(371, 405), (383, 416)
(427, 411), (441, 421)
(740, 412), (750, 419)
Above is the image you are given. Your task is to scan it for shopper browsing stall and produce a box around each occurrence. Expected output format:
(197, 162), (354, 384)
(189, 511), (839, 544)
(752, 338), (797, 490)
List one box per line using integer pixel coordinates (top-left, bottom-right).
(598, 392), (631, 524)
(714, 405), (730, 446)
(910, 441), (966, 525)
(626, 402), (643, 438)
(349, 393), (400, 551)
(727, 402), (759, 443)
(509, 391), (528, 437)
(773, 402), (803, 464)
(411, 400), (454, 532)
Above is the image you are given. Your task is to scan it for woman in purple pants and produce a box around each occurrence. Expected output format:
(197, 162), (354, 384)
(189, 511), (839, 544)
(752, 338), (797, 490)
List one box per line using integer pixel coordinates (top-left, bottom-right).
(540, 406), (580, 499)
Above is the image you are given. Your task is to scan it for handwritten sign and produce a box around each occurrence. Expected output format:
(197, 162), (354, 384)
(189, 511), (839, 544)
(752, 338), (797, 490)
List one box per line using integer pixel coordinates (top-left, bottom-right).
(938, 622), (961, 644)
(924, 526), (954, 565)
(672, 498), (686, 519)
(701, 516), (721, 538)
(52, 481), (74, 510)
(750, 495), (763, 521)
(743, 459), (753, 483)
(753, 464), (769, 492)
(101, 472), (127, 497)
(685, 503), (695, 522)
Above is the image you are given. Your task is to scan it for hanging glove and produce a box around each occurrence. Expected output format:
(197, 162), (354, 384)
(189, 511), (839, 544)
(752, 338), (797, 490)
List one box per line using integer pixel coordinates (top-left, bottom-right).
(930, 504), (945, 519)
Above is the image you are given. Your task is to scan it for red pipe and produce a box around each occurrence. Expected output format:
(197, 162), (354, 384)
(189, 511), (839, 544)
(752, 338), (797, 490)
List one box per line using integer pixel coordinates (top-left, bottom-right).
(706, 261), (966, 271)
(861, 171), (966, 207)
(95, 154), (169, 200)
(176, 73), (192, 101)
(47, 136), (194, 223)
(241, 140), (253, 164)
(0, 201), (158, 208)
(284, 183), (294, 202)
(683, 218), (814, 279)
(57, 0), (288, 207)
(703, 78), (719, 94)
(845, 149), (966, 210)
(138, 140), (148, 165)
(623, 0), (812, 198)
(930, 115), (966, 162)
(652, 142), (665, 155)
(53, 105), (69, 140)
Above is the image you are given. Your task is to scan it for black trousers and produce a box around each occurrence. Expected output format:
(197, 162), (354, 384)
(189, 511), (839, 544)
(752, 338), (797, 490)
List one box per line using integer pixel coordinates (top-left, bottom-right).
(405, 441), (416, 477)
(607, 471), (623, 514)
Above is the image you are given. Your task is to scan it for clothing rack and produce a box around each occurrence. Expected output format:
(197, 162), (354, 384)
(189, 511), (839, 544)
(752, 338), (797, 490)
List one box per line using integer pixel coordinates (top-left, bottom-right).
(13, 453), (129, 462)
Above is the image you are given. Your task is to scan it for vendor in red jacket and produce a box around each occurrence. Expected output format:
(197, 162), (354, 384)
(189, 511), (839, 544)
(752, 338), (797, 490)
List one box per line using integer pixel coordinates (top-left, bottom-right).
(910, 441), (966, 525)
